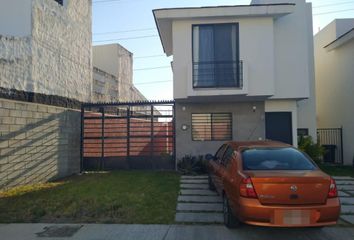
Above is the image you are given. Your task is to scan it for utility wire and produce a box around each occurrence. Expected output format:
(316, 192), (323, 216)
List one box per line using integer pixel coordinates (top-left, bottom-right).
(313, 8), (354, 15)
(93, 28), (156, 35)
(313, 1), (354, 8)
(134, 54), (166, 59)
(134, 66), (171, 71)
(93, 34), (158, 42)
(134, 80), (172, 85)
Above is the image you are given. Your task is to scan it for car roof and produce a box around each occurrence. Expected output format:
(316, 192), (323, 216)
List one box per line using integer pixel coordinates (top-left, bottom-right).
(227, 140), (291, 151)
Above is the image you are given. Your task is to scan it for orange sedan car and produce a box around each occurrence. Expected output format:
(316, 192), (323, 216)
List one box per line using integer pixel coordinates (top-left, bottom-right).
(207, 141), (340, 228)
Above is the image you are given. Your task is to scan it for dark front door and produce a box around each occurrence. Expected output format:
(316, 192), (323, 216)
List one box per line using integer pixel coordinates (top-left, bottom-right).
(265, 112), (293, 144)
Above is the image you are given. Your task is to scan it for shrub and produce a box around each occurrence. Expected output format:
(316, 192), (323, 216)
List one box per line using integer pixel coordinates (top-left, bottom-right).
(298, 136), (325, 164)
(177, 155), (208, 175)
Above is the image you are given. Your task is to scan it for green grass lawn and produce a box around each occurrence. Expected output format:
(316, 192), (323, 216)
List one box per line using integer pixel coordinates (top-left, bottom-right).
(318, 163), (354, 177)
(0, 171), (180, 224)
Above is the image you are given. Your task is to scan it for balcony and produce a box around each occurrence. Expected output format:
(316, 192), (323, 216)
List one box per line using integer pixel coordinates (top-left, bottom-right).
(192, 60), (243, 89)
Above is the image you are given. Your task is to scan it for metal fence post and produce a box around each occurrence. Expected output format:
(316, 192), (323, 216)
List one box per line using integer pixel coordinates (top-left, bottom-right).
(100, 107), (105, 170)
(80, 105), (84, 173)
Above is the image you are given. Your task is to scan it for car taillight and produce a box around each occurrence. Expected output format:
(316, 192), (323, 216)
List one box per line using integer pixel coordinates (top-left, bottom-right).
(240, 177), (257, 198)
(328, 177), (338, 198)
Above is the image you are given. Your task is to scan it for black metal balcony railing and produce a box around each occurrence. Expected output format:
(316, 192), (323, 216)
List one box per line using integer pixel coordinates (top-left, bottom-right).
(192, 60), (243, 88)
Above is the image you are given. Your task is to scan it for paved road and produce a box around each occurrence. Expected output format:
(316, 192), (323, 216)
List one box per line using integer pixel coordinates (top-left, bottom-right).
(0, 223), (354, 240)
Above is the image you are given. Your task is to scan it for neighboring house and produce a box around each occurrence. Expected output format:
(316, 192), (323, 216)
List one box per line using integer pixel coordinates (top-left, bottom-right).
(92, 44), (147, 103)
(154, 0), (316, 159)
(0, 0), (92, 102)
(314, 19), (354, 165)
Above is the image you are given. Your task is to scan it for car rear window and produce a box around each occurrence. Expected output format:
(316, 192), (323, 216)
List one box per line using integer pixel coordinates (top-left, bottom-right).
(242, 147), (316, 170)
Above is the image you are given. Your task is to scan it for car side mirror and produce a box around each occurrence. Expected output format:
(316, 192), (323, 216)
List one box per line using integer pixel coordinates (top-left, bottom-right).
(205, 154), (215, 161)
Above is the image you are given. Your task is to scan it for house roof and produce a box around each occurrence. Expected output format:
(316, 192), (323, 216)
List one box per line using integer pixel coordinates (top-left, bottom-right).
(324, 27), (354, 51)
(153, 4), (295, 56)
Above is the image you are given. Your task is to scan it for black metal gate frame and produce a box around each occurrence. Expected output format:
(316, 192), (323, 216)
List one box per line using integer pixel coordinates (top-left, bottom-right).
(317, 127), (344, 164)
(80, 100), (176, 171)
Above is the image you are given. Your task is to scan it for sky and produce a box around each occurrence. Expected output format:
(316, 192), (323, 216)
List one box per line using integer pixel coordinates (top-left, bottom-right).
(92, 0), (354, 101)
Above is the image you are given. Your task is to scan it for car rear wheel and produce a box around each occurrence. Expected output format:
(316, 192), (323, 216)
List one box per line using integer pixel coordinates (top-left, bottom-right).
(223, 195), (240, 228)
(208, 175), (215, 191)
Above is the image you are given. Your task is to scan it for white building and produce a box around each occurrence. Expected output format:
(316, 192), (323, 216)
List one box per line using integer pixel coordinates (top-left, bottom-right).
(92, 44), (147, 103)
(315, 19), (354, 165)
(0, 0), (92, 102)
(154, 0), (316, 158)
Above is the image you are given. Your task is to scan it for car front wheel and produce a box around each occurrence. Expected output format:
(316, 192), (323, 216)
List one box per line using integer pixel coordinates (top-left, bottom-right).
(223, 195), (240, 228)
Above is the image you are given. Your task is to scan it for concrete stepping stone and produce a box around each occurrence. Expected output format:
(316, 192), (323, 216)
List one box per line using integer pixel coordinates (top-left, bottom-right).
(340, 197), (354, 205)
(175, 212), (223, 223)
(338, 191), (350, 197)
(337, 185), (354, 191)
(181, 179), (208, 184)
(333, 176), (354, 180)
(341, 215), (354, 224)
(347, 191), (354, 196)
(180, 189), (217, 196)
(181, 175), (208, 180)
(341, 205), (354, 214)
(180, 183), (209, 189)
(177, 203), (223, 212)
(178, 195), (222, 203)
(335, 180), (354, 185)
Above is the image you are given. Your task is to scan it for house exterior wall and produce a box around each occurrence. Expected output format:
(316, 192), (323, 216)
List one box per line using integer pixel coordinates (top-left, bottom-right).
(315, 19), (354, 165)
(92, 44), (146, 103)
(171, 1), (313, 102)
(175, 101), (265, 159)
(0, 0), (92, 102)
(269, 0), (317, 140)
(0, 0), (32, 37)
(92, 67), (119, 103)
(0, 98), (80, 190)
(172, 17), (275, 99)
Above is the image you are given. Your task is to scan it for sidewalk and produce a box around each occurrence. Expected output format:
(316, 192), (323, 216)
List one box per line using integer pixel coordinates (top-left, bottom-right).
(1, 223), (354, 240)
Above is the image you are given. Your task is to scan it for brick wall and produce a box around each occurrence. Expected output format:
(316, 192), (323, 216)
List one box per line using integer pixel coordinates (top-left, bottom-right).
(0, 98), (81, 190)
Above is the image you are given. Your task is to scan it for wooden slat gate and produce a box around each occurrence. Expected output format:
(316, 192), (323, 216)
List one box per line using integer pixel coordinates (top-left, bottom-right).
(80, 101), (175, 171)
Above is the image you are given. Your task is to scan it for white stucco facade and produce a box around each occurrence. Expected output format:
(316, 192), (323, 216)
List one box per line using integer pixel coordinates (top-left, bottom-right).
(0, 0), (92, 102)
(154, 0), (317, 154)
(315, 19), (354, 165)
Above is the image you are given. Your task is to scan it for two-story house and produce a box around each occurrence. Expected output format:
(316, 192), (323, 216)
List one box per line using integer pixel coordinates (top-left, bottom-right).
(315, 19), (354, 165)
(154, 0), (316, 159)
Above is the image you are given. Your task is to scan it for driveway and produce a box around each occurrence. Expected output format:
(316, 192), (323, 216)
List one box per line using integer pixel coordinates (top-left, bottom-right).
(0, 223), (354, 240)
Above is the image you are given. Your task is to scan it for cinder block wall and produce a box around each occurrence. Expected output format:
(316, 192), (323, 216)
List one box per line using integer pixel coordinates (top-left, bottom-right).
(0, 98), (81, 190)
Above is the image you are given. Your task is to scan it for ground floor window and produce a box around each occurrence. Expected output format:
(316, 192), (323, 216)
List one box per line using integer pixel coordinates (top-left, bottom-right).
(192, 113), (232, 141)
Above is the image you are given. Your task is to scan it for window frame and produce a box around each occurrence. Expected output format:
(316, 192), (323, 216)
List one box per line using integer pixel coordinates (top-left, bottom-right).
(191, 112), (233, 141)
(221, 146), (234, 167)
(191, 22), (240, 89)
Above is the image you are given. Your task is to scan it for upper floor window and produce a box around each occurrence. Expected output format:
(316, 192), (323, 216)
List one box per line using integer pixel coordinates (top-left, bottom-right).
(192, 23), (241, 88)
(54, 0), (64, 6)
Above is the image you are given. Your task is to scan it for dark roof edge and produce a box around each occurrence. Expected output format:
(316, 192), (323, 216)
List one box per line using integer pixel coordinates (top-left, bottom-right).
(324, 27), (354, 48)
(152, 3), (295, 12)
(152, 10), (167, 55)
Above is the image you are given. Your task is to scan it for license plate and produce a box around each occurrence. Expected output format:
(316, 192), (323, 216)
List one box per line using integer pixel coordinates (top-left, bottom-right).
(282, 210), (311, 225)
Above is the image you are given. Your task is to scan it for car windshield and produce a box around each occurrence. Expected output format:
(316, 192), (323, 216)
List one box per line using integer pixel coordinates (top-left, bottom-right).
(242, 147), (316, 170)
